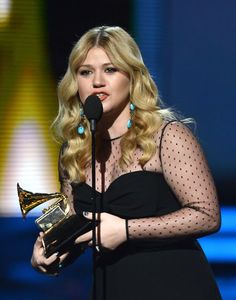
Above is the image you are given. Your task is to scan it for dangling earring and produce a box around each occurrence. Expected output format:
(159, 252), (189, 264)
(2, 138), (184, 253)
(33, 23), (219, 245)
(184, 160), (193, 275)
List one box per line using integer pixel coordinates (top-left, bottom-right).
(77, 107), (85, 135)
(127, 102), (135, 129)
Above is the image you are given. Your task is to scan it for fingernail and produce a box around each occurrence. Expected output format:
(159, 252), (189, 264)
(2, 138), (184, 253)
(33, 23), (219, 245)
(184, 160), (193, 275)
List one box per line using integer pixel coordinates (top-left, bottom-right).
(54, 252), (59, 257)
(83, 211), (89, 216)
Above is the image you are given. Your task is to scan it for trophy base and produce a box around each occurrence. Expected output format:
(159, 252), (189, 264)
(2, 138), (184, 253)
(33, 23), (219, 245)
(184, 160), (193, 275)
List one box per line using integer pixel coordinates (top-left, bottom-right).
(42, 214), (93, 258)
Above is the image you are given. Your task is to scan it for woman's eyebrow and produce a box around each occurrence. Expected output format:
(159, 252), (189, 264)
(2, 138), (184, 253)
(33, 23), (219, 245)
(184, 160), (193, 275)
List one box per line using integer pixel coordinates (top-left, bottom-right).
(79, 62), (113, 68)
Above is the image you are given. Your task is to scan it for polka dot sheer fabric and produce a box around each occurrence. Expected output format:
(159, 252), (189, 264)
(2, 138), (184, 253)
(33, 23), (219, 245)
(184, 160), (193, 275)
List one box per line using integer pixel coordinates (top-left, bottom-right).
(127, 122), (220, 240)
(59, 121), (220, 241)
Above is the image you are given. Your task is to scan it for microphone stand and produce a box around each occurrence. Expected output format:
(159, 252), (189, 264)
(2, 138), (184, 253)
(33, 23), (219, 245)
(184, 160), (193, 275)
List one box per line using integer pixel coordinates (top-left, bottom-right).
(83, 95), (103, 300)
(90, 119), (97, 300)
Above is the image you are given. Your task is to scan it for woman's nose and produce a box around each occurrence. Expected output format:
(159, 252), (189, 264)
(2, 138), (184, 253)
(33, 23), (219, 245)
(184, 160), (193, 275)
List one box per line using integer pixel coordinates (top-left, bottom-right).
(92, 71), (105, 88)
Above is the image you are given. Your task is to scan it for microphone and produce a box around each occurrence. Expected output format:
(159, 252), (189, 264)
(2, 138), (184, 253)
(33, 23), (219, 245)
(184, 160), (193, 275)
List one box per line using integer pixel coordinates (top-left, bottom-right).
(83, 95), (103, 132)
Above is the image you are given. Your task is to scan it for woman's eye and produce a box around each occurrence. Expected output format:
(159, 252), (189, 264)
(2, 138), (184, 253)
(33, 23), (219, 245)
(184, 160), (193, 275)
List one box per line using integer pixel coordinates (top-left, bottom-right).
(79, 70), (92, 76)
(105, 67), (118, 73)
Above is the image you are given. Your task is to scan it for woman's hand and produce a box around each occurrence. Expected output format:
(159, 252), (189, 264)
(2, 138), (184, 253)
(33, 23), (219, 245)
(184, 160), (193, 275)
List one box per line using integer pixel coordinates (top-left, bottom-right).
(31, 232), (69, 276)
(75, 212), (127, 251)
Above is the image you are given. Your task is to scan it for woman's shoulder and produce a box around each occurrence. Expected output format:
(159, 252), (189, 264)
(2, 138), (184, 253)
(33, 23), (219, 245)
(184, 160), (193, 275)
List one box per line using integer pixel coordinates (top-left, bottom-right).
(154, 119), (197, 155)
(157, 119), (195, 140)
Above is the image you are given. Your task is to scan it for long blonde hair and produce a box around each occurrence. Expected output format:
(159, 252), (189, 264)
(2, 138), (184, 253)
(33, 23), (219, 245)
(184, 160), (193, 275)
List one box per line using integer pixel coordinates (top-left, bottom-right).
(52, 26), (174, 183)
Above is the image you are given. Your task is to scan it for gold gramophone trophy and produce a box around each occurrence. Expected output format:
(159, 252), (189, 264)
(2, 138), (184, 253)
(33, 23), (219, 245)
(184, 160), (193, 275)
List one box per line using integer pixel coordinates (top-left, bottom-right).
(17, 183), (93, 258)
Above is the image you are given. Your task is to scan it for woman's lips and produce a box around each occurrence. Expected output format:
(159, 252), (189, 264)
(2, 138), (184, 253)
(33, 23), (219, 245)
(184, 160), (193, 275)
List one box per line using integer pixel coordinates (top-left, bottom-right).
(96, 93), (109, 101)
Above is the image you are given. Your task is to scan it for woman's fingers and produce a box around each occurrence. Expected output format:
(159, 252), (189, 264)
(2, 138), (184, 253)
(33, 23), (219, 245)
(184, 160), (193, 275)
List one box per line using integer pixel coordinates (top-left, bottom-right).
(43, 252), (59, 265)
(32, 232), (73, 276)
(83, 211), (102, 221)
(74, 213), (103, 245)
(34, 233), (44, 247)
(77, 212), (126, 250)
(75, 230), (92, 244)
(37, 265), (48, 273)
(59, 252), (69, 261)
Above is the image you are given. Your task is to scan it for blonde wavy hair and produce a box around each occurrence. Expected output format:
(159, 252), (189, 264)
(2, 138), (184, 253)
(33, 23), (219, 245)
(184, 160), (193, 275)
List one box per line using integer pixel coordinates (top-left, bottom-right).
(52, 26), (175, 183)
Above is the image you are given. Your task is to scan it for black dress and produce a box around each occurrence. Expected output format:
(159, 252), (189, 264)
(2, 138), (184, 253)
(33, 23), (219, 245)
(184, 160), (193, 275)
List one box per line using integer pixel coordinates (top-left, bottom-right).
(73, 171), (221, 300)
(59, 121), (222, 300)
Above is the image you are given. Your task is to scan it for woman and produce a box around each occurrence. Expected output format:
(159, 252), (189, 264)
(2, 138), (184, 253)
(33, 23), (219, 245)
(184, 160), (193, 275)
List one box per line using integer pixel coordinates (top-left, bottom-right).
(31, 26), (222, 299)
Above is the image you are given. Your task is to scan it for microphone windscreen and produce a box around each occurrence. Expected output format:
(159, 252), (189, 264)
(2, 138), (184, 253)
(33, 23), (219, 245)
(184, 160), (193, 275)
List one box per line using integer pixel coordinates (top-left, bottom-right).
(83, 95), (103, 121)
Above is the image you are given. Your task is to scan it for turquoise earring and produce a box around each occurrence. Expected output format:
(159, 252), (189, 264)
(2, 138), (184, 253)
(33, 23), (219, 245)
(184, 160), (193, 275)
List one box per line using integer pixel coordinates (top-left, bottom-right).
(78, 125), (85, 135)
(77, 108), (85, 135)
(127, 102), (135, 129)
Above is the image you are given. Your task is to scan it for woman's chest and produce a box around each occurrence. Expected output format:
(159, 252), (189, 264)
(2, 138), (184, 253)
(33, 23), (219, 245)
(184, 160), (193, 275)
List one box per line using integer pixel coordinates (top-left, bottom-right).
(84, 147), (162, 193)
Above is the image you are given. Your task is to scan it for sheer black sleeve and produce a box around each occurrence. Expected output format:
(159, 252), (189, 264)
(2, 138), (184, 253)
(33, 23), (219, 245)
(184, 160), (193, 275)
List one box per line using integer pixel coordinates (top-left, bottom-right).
(127, 122), (221, 240)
